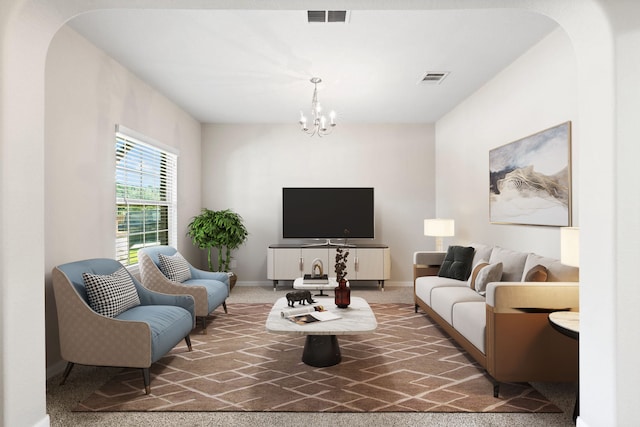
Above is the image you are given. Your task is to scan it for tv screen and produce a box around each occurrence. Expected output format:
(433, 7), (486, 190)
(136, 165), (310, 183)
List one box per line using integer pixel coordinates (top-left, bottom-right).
(282, 187), (375, 239)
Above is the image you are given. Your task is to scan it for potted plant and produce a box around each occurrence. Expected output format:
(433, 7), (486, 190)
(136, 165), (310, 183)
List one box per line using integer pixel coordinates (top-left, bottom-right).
(187, 208), (248, 289)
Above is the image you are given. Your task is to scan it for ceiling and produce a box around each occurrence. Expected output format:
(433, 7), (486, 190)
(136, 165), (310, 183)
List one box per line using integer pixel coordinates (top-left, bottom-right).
(68, 9), (557, 124)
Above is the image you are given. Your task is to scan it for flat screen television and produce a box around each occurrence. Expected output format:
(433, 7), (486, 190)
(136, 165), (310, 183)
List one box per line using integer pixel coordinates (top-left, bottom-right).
(282, 187), (375, 241)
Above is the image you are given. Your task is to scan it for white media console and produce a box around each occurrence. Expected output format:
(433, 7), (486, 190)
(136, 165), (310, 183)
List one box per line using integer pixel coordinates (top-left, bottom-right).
(267, 243), (390, 290)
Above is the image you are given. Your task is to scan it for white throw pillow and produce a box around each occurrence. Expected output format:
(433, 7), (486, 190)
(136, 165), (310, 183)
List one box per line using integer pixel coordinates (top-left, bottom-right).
(474, 262), (503, 295)
(467, 259), (489, 291)
(488, 246), (527, 282)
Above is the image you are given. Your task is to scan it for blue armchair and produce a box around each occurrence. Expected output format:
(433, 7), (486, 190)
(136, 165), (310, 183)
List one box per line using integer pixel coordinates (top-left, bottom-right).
(138, 246), (229, 332)
(52, 258), (195, 394)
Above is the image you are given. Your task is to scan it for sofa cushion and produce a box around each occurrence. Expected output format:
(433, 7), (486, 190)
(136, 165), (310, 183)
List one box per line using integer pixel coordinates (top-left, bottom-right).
(488, 246), (528, 282)
(158, 252), (192, 283)
(467, 260), (489, 291)
(116, 304), (193, 362)
(83, 267), (141, 317)
(452, 301), (486, 354)
(431, 286), (485, 325)
(183, 278), (228, 313)
(474, 262), (503, 294)
(522, 253), (579, 282)
(438, 245), (475, 281)
(524, 264), (548, 282)
(415, 275), (468, 306)
(470, 243), (493, 269)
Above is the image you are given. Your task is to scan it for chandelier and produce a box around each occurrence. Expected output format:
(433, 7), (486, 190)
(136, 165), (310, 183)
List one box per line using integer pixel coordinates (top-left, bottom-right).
(299, 77), (337, 137)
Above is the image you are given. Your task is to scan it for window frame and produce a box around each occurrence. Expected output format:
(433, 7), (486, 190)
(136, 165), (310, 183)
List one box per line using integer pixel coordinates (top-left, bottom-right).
(115, 125), (178, 267)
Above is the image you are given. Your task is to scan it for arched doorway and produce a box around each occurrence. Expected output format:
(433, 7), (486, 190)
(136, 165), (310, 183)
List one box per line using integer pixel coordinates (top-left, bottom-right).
(1, 2), (628, 426)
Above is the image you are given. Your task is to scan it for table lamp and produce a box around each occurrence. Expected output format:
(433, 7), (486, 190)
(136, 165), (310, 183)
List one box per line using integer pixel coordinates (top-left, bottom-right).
(560, 227), (580, 267)
(424, 218), (455, 252)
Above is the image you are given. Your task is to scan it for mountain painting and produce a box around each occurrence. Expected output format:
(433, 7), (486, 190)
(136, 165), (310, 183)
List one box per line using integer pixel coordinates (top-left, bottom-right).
(489, 122), (571, 226)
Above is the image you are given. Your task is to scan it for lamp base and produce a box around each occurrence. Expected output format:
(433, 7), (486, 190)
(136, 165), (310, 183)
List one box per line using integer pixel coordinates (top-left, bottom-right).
(435, 237), (444, 252)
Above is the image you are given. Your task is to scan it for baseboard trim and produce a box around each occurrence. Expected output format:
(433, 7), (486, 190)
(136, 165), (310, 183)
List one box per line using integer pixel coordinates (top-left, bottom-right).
(576, 416), (590, 427)
(33, 414), (50, 427)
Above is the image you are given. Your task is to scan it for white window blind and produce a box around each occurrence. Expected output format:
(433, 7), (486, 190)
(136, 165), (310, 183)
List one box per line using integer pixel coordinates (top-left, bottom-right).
(115, 125), (178, 266)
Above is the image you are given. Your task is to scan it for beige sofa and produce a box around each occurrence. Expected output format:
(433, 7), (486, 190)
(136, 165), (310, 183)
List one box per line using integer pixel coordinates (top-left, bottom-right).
(413, 243), (579, 396)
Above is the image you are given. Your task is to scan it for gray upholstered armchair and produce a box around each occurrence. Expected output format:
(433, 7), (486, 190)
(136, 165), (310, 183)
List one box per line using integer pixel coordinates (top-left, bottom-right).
(52, 258), (195, 394)
(138, 246), (229, 332)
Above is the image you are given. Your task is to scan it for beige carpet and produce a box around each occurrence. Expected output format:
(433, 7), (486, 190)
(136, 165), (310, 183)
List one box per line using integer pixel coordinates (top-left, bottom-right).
(74, 302), (560, 413)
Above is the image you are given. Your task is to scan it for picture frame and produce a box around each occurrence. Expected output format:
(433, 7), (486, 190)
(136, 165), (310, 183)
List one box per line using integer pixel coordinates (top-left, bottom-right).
(489, 121), (572, 226)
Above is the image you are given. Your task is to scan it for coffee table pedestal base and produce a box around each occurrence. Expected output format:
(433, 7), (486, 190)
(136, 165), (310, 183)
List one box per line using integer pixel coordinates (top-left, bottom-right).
(302, 335), (341, 367)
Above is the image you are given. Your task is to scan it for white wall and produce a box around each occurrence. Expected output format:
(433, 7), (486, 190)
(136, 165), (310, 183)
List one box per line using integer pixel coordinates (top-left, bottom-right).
(201, 123), (436, 285)
(44, 26), (203, 374)
(435, 28), (577, 258)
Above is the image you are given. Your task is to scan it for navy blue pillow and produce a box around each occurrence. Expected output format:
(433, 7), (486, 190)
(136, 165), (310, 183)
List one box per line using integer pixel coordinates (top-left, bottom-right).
(437, 246), (475, 281)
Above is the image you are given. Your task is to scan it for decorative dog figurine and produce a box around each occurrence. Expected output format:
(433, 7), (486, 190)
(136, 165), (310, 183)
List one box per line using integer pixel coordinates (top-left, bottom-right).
(286, 290), (315, 307)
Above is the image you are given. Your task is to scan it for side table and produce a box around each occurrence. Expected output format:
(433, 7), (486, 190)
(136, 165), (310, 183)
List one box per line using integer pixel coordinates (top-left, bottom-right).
(549, 311), (579, 423)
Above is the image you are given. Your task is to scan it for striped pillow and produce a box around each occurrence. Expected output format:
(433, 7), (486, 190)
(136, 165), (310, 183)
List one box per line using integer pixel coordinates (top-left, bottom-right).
(83, 267), (140, 317)
(158, 252), (192, 283)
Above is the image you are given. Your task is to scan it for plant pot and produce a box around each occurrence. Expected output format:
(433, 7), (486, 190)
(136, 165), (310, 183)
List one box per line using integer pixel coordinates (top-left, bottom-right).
(229, 272), (237, 291)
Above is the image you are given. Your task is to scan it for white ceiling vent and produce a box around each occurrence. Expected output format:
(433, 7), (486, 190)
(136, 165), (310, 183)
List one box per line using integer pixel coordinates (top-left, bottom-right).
(419, 72), (450, 85)
(307, 11), (350, 23)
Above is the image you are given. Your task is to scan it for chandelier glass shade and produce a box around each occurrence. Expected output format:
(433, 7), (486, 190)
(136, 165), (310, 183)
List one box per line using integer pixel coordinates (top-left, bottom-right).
(299, 77), (336, 137)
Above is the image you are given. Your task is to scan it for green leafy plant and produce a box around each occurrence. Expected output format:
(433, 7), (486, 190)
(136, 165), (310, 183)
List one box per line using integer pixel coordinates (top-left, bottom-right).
(187, 208), (248, 272)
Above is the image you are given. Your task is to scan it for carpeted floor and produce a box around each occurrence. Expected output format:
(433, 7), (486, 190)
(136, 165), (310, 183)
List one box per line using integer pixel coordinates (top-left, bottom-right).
(74, 302), (559, 414)
(47, 284), (577, 426)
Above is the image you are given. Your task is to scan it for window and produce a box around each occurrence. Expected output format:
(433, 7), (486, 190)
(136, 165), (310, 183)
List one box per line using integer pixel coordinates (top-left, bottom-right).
(115, 125), (178, 266)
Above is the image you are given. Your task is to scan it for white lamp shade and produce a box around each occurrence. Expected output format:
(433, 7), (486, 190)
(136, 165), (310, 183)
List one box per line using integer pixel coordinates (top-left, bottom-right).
(424, 219), (455, 237)
(561, 227), (580, 267)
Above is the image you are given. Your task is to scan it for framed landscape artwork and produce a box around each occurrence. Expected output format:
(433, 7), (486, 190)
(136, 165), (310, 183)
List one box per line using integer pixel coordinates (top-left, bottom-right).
(489, 121), (572, 226)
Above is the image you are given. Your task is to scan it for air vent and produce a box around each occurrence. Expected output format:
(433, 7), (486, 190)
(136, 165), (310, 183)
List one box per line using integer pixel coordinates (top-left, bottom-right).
(307, 10), (350, 23)
(328, 11), (347, 22)
(419, 71), (450, 85)
(307, 11), (326, 23)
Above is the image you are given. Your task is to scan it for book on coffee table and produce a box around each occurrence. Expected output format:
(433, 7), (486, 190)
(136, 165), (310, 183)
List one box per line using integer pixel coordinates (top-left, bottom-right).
(281, 305), (341, 325)
(303, 274), (329, 284)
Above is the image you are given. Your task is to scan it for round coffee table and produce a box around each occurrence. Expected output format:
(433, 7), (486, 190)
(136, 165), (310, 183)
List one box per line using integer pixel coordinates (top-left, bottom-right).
(265, 296), (376, 367)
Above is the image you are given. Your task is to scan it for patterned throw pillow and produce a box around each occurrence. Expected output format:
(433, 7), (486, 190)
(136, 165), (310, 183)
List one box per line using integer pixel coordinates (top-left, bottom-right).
(158, 253), (192, 282)
(83, 267), (141, 317)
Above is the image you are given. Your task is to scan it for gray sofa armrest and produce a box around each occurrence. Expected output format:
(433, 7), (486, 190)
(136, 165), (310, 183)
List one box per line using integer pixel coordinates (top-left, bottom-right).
(485, 281), (579, 313)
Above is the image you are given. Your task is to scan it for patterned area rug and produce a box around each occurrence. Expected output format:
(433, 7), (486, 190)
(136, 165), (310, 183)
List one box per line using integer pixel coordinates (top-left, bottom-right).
(74, 303), (560, 413)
